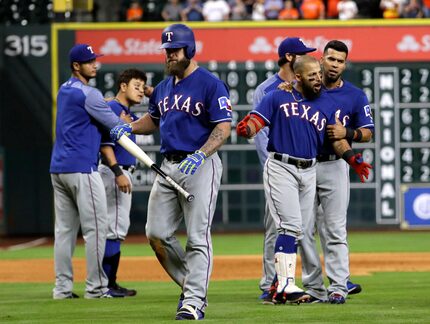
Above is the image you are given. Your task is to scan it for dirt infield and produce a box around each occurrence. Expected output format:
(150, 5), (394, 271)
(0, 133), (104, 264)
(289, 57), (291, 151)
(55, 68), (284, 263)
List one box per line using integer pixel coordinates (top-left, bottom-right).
(1, 252), (430, 283)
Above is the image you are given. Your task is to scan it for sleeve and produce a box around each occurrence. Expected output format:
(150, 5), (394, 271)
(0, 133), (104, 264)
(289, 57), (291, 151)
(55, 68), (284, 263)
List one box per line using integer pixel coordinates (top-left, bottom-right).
(353, 91), (375, 130)
(84, 88), (123, 129)
(207, 80), (232, 123)
(252, 84), (266, 110)
(147, 87), (161, 125)
(251, 92), (274, 125)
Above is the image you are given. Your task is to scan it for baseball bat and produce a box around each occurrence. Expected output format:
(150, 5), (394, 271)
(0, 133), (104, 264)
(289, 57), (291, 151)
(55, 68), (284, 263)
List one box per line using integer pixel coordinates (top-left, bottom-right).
(117, 135), (194, 202)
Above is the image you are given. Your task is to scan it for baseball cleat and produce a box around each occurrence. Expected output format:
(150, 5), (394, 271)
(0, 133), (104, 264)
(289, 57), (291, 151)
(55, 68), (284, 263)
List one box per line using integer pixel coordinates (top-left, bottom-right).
(53, 292), (79, 299)
(304, 295), (326, 304)
(347, 280), (362, 295)
(175, 305), (205, 320)
(109, 283), (137, 297)
(329, 292), (346, 304)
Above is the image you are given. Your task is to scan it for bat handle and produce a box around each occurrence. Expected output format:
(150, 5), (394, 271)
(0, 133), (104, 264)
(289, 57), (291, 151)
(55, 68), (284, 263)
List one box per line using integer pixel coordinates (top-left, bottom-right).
(151, 165), (194, 202)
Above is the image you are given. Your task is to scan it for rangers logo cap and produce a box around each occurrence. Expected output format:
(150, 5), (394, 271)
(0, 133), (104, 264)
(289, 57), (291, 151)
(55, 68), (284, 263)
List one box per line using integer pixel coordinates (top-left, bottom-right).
(69, 44), (103, 63)
(278, 37), (316, 57)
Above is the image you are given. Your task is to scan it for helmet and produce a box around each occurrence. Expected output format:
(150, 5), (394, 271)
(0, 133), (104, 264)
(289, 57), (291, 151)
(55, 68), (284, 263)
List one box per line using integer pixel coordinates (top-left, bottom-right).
(160, 24), (196, 59)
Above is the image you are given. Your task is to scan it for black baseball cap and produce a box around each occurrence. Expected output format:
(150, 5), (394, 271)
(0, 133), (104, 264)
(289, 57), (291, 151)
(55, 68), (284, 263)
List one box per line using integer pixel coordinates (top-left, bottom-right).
(69, 44), (103, 63)
(278, 37), (316, 57)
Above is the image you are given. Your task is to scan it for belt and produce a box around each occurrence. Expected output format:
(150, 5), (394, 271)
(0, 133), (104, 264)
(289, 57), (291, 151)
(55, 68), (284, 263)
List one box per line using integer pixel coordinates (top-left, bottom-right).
(163, 151), (193, 163)
(316, 154), (340, 162)
(272, 152), (315, 169)
(120, 165), (135, 173)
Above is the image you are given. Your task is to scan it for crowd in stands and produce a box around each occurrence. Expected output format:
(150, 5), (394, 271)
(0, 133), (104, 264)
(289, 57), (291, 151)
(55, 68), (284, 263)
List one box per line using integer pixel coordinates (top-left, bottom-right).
(1, 0), (429, 25)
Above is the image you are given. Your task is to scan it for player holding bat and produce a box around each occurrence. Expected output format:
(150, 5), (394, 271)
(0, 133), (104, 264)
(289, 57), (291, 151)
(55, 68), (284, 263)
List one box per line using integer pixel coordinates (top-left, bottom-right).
(111, 23), (232, 320)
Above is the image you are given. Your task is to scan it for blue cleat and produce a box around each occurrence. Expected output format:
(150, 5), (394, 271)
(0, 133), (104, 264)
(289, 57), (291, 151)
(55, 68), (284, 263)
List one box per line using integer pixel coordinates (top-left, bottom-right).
(176, 305), (205, 320)
(329, 292), (345, 304)
(347, 281), (362, 295)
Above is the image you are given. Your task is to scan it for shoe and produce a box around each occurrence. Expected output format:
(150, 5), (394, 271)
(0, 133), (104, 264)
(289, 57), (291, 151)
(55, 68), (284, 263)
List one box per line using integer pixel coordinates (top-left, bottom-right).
(329, 292), (346, 304)
(177, 293), (185, 311)
(53, 292), (79, 299)
(347, 281), (362, 295)
(109, 283), (137, 297)
(260, 280), (278, 305)
(175, 305), (205, 320)
(272, 283), (310, 304)
(305, 296), (325, 304)
(86, 288), (126, 299)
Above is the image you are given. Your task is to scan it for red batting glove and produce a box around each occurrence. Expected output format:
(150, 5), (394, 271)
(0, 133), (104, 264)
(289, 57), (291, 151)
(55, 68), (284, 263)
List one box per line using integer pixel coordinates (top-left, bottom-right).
(236, 115), (251, 138)
(348, 153), (372, 183)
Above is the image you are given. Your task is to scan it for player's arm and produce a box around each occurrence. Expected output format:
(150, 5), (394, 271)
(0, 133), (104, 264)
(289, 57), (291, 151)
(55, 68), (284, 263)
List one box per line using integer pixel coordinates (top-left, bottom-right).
(326, 117), (373, 142)
(236, 113), (266, 138)
(100, 145), (132, 194)
(331, 138), (372, 183)
(130, 113), (159, 135)
(199, 121), (231, 157)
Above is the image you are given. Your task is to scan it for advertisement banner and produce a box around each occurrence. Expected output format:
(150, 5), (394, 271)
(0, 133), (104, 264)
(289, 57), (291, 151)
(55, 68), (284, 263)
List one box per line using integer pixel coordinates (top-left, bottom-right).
(76, 26), (430, 63)
(402, 187), (430, 229)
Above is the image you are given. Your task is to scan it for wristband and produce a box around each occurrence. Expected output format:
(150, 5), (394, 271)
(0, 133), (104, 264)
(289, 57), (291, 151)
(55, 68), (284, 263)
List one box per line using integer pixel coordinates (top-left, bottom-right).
(342, 149), (355, 162)
(354, 129), (363, 142)
(345, 128), (355, 141)
(110, 164), (123, 177)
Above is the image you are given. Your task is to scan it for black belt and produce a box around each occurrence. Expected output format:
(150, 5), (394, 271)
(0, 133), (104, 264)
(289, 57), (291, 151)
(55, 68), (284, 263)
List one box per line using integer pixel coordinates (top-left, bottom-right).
(163, 151), (193, 163)
(316, 154), (340, 162)
(273, 153), (314, 169)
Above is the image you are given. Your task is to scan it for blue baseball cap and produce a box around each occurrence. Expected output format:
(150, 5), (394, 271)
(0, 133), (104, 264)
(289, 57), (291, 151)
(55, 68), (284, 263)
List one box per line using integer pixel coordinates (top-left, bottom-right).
(278, 37), (316, 57)
(69, 44), (103, 63)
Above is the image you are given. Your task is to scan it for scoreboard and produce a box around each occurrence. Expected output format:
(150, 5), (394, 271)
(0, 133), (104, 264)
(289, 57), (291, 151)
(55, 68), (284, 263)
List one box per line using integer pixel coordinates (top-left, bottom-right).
(81, 60), (430, 230)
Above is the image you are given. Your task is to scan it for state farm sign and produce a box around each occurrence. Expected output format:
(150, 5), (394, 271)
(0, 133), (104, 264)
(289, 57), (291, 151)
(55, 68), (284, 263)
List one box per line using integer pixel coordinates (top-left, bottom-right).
(76, 26), (430, 63)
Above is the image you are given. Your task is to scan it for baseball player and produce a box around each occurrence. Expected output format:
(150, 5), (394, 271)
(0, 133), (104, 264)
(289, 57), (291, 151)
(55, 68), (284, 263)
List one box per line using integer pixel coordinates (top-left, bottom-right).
(113, 24), (232, 320)
(236, 55), (371, 305)
(50, 44), (132, 299)
(99, 68), (148, 297)
(299, 40), (374, 304)
(252, 37), (316, 303)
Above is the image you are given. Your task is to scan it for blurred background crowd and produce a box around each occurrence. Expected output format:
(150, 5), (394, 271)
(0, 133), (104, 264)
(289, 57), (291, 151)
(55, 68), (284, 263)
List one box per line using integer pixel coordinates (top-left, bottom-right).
(0, 0), (429, 26)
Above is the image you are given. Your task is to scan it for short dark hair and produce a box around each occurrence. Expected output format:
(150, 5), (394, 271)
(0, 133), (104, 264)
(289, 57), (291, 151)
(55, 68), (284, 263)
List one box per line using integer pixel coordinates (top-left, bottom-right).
(323, 40), (349, 58)
(117, 68), (147, 90)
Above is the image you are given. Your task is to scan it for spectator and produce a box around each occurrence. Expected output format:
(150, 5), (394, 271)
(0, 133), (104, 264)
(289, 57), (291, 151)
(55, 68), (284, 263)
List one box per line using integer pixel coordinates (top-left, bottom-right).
(252, 0), (267, 20)
(423, 0), (430, 17)
(162, 0), (183, 21)
(326, 0), (340, 18)
(202, 0), (231, 21)
(380, 0), (401, 17)
(181, 0), (204, 21)
(355, 0), (383, 17)
(300, 0), (325, 19)
(230, 0), (248, 20)
(401, 0), (424, 17)
(126, 0), (143, 21)
(264, 0), (284, 19)
(278, 0), (300, 19)
(337, 0), (358, 19)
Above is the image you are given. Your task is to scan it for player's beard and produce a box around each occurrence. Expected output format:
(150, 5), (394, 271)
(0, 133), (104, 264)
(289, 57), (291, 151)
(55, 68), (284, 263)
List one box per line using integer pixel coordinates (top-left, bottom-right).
(325, 73), (340, 85)
(166, 57), (191, 79)
(302, 81), (321, 100)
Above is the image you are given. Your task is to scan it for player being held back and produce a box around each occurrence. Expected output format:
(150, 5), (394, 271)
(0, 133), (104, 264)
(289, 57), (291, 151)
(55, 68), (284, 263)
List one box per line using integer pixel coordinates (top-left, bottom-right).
(236, 55), (371, 305)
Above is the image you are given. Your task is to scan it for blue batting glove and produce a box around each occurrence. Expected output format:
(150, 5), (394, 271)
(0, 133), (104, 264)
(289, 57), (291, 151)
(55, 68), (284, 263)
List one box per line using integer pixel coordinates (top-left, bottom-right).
(178, 150), (207, 175)
(110, 123), (132, 141)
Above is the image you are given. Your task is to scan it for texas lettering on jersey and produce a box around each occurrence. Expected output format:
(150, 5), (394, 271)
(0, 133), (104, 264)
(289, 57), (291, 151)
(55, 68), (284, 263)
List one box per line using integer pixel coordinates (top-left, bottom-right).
(279, 101), (327, 132)
(157, 94), (204, 116)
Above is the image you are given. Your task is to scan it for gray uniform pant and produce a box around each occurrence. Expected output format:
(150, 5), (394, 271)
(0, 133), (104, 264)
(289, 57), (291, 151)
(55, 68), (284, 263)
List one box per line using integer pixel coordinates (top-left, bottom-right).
(98, 164), (133, 240)
(51, 172), (109, 298)
(300, 159), (350, 299)
(145, 153), (222, 311)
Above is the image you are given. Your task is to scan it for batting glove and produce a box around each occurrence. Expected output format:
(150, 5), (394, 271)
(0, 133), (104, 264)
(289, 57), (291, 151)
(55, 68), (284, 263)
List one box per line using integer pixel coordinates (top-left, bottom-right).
(236, 115), (251, 137)
(347, 153), (372, 183)
(178, 150), (207, 175)
(110, 123), (132, 141)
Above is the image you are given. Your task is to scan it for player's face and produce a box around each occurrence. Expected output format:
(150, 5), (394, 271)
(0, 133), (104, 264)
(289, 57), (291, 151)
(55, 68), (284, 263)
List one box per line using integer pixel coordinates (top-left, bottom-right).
(78, 59), (98, 80)
(165, 47), (191, 78)
(301, 62), (322, 99)
(321, 48), (347, 82)
(123, 78), (145, 105)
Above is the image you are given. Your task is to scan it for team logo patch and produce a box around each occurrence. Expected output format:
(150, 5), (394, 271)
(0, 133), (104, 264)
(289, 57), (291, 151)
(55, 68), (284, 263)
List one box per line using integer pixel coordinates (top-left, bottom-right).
(218, 96), (232, 111)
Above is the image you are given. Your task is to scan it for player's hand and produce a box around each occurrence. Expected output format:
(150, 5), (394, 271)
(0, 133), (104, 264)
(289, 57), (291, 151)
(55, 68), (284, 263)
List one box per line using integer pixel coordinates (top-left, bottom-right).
(110, 123), (132, 141)
(115, 174), (132, 194)
(120, 111), (133, 123)
(236, 115), (251, 138)
(347, 153), (372, 183)
(144, 85), (154, 98)
(278, 81), (293, 92)
(178, 150), (207, 175)
(327, 117), (346, 140)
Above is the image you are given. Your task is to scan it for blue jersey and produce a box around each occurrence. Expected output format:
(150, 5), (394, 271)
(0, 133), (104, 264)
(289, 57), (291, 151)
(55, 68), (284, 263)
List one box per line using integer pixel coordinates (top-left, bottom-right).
(50, 77), (122, 173)
(319, 80), (374, 155)
(252, 88), (337, 159)
(148, 67), (232, 154)
(253, 73), (285, 165)
(101, 100), (138, 167)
